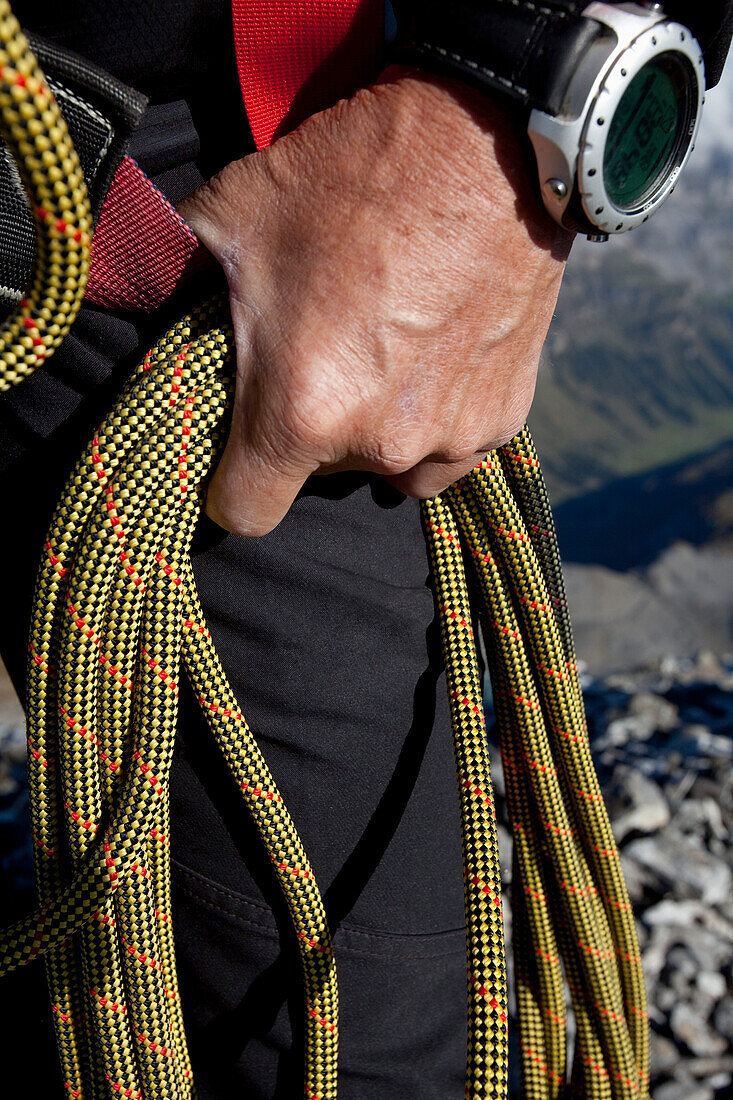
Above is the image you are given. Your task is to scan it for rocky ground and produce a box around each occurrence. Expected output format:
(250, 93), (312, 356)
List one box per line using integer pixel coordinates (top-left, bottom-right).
(563, 543), (733, 677)
(584, 652), (733, 1100)
(1, 652), (731, 1096)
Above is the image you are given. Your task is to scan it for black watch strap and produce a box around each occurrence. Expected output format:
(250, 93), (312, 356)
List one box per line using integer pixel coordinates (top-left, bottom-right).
(390, 0), (608, 115)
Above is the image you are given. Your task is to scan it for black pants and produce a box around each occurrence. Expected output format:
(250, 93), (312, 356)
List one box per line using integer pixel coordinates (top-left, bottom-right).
(0, 296), (469, 1097)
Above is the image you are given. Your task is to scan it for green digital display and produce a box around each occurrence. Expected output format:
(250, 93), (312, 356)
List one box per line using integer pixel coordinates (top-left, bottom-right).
(603, 54), (690, 211)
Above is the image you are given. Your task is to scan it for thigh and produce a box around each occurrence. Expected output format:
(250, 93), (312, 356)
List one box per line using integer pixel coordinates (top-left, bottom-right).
(171, 474), (468, 1096)
(172, 860), (467, 1100)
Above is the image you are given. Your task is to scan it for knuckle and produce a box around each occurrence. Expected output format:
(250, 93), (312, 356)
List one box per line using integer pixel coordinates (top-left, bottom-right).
(499, 392), (534, 445)
(276, 389), (346, 458)
(490, 421), (529, 452)
(470, 384), (535, 453)
(366, 437), (424, 476)
(436, 442), (481, 466)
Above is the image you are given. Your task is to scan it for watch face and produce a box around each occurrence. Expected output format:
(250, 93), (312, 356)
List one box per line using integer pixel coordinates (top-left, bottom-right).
(603, 52), (695, 212)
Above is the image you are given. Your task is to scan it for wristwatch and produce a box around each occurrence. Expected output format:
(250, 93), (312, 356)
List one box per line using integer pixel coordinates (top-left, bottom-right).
(392, 1), (706, 240)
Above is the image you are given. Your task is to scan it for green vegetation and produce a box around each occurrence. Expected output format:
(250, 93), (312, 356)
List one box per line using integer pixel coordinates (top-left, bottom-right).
(530, 250), (733, 503)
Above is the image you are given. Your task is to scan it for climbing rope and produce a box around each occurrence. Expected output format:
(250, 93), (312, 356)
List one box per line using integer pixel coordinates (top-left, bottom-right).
(0, 0), (91, 389)
(0, 7), (649, 1098)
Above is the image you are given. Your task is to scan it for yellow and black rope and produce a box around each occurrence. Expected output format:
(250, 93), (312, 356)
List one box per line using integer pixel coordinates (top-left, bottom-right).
(0, 0), (91, 390)
(0, 8), (649, 1099)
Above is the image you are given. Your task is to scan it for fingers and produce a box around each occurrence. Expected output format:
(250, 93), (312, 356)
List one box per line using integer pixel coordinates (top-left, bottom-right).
(204, 425), (322, 536)
(204, 445), (320, 537)
(204, 380), (323, 536)
(384, 453), (490, 499)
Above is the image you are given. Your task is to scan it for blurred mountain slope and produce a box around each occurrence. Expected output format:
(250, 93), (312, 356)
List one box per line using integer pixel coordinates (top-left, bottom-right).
(531, 66), (733, 505)
(531, 252), (733, 502)
(553, 440), (733, 569)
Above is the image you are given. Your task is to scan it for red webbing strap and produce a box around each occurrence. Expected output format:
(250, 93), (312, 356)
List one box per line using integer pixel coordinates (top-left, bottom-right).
(84, 4), (383, 311)
(85, 156), (207, 314)
(231, 0), (384, 149)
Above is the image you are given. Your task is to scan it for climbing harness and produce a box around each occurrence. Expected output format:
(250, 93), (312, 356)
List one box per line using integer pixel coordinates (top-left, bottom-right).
(0, 6), (649, 1098)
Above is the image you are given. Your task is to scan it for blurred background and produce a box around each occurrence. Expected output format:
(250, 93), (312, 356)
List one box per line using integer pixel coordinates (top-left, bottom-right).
(512, 55), (732, 1099)
(1, 54), (731, 1100)
(532, 61), (733, 677)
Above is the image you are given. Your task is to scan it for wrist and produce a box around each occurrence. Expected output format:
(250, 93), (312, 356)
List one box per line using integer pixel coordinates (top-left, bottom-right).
(372, 64), (574, 257)
(386, 4), (708, 238)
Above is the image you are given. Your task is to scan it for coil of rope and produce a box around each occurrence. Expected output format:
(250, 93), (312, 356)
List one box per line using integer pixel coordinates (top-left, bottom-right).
(0, 6), (650, 1098)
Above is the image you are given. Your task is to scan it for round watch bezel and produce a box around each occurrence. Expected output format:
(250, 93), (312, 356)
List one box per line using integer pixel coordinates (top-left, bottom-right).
(577, 20), (705, 233)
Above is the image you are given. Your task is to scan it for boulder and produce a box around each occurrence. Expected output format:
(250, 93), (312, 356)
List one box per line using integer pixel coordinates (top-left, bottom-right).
(670, 1002), (729, 1058)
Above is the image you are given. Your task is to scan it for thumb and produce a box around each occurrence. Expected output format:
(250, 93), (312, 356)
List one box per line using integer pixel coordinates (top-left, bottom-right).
(204, 409), (320, 537)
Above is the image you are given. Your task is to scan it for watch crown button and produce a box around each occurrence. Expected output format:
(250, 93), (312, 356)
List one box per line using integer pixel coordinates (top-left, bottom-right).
(546, 178), (568, 199)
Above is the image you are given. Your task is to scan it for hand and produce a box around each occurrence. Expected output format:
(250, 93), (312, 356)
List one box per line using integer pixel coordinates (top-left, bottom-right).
(178, 66), (573, 536)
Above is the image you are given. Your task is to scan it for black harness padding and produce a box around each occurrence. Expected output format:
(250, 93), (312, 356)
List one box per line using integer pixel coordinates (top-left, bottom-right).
(0, 33), (146, 307)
